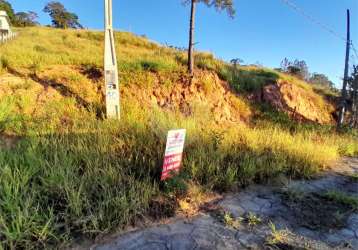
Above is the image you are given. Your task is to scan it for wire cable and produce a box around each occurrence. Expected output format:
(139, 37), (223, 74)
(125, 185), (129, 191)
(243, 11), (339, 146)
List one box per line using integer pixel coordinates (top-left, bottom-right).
(279, 0), (347, 42)
(280, 0), (358, 65)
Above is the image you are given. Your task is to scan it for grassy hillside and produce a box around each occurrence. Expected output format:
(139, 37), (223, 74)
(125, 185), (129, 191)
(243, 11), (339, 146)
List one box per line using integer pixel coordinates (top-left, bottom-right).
(0, 27), (357, 249)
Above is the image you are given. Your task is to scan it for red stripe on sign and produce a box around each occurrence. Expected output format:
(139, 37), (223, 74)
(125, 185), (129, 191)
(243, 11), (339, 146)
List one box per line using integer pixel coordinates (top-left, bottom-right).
(161, 168), (180, 180)
(162, 161), (181, 171)
(161, 163), (181, 180)
(163, 153), (182, 164)
(161, 153), (183, 180)
(162, 165), (181, 174)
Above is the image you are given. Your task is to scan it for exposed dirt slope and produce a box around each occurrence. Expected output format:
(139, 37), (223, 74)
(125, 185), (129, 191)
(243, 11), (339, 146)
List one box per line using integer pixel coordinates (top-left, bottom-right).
(125, 70), (252, 123)
(258, 79), (335, 124)
(0, 66), (336, 126)
(0, 67), (252, 125)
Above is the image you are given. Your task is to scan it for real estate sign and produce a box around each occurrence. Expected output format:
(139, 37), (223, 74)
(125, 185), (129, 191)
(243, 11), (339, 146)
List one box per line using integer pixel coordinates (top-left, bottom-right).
(161, 129), (186, 181)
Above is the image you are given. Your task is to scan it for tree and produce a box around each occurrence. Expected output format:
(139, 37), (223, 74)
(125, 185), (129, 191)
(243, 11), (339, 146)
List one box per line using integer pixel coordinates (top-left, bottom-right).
(15, 11), (39, 27)
(43, 1), (83, 29)
(183, 0), (235, 75)
(280, 58), (309, 80)
(0, 1), (39, 27)
(293, 59), (309, 80)
(309, 73), (334, 89)
(0, 0), (15, 23)
(280, 57), (290, 72)
(230, 58), (244, 68)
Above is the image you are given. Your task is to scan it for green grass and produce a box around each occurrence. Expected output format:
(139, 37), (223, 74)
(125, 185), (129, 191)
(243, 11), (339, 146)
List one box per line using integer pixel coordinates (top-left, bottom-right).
(324, 191), (358, 210)
(220, 66), (279, 93)
(193, 52), (280, 93)
(311, 83), (340, 101)
(266, 222), (289, 246)
(0, 28), (183, 81)
(350, 173), (358, 182)
(0, 27), (357, 249)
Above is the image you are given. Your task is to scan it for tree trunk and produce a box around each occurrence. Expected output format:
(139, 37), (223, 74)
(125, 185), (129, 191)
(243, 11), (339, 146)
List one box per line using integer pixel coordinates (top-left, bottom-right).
(188, 0), (196, 76)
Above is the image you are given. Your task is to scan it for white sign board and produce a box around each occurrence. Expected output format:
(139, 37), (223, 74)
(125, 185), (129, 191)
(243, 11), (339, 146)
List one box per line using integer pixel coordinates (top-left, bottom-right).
(161, 129), (186, 180)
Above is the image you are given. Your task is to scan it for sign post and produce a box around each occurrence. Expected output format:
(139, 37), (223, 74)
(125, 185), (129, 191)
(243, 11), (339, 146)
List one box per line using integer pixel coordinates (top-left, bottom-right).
(161, 129), (186, 181)
(104, 0), (120, 119)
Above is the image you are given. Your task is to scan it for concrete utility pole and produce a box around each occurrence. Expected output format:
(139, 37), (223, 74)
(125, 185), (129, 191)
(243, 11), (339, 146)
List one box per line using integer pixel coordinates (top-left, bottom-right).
(338, 9), (351, 128)
(104, 0), (120, 119)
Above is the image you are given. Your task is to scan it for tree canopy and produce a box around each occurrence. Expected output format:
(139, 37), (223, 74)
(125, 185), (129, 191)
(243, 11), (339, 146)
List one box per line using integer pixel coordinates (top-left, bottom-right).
(0, 0), (38, 27)
(280, 58), (309, 80)
(43, 1), (83, 29)
(183, 0), (235, 17)
(15, 11), (39, 27)
(230, 58), (244, 67)
(0, 0), (16, 23)
(309, 73), (334, 88)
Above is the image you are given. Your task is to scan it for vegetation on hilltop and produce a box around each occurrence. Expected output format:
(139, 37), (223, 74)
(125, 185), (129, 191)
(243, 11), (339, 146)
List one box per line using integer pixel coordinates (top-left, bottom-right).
(0, 0), (38, 27)
(0, 27), (357, 249)
(43, 1), (83, 29)
(0, 0), (83, 28)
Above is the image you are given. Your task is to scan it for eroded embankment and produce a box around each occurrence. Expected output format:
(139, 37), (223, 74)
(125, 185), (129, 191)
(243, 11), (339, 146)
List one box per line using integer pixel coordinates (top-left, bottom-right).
(255, 79), (335, 124)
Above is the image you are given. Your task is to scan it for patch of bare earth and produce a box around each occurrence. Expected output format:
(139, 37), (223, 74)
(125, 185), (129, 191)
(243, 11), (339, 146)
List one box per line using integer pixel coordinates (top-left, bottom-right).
(0, 134), (21, 149)
(124, 70), (252, 123)
(5, 66), (252, 123)
(259, 80), (335, 124)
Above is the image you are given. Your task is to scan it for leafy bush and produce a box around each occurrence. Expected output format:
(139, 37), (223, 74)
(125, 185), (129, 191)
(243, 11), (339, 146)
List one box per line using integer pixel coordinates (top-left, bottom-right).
(222, 66), (279, 93)
(0, 56), (10, 71)
(195, 52), (224, 71)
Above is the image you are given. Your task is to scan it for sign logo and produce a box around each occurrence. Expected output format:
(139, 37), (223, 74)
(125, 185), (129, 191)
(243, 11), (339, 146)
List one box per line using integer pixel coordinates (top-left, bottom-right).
(161, 129), (186, 181)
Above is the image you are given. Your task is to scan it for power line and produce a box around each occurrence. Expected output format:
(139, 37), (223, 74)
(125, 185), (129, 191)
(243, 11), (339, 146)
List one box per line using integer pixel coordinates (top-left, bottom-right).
(279, 0), (358, 86)
(280, 1), (358, 65)
(279, 0), (347, 42)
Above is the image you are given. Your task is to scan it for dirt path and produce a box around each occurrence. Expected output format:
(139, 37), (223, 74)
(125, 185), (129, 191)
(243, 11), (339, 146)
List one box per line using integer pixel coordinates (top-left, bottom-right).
(93, 158), (358, 250)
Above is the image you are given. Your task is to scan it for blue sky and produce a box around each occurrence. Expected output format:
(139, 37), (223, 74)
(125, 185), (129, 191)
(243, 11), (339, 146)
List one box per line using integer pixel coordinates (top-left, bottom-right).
(9, 0), (358, 87)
